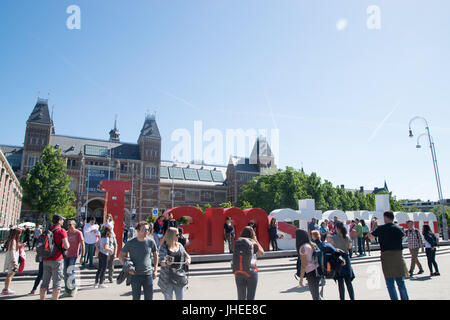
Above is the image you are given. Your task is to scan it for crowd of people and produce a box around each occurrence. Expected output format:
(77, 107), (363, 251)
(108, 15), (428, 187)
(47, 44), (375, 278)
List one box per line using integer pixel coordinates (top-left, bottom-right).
(0, 210), (444, 300)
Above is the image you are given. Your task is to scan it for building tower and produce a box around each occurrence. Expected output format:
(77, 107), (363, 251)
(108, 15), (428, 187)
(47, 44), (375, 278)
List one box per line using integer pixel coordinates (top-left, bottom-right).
(249, 135), (276, 174)
(109, 115), (120, 142)
(137, 113), (161, 220)
(20, 98), (54, 176)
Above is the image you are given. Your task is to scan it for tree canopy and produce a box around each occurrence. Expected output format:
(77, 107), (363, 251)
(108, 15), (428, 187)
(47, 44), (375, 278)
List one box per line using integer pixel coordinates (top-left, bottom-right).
(21, 145), (76, 224)
(238, 167), (402, 214)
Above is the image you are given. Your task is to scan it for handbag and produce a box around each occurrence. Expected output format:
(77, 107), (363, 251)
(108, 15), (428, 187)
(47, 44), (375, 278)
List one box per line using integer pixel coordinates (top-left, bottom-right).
(168, 265), (188, 287)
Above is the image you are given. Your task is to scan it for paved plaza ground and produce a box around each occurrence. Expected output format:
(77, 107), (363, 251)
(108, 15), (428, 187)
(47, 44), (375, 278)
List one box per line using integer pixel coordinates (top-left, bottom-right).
(0, 247), (449, 300)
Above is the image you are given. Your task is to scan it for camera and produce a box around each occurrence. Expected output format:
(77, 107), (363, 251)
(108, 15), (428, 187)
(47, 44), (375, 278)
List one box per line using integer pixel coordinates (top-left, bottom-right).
(166, 255), (174, 263)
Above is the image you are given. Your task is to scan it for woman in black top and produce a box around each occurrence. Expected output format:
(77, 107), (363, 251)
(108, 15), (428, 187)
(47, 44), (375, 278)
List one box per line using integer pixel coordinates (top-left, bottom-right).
(422, 225), (440, 276)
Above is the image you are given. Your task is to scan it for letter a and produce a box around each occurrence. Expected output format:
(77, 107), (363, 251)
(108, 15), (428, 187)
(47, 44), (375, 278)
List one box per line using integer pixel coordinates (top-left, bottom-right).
(366, 5), (381, 30)
(66, 5), (81, 30)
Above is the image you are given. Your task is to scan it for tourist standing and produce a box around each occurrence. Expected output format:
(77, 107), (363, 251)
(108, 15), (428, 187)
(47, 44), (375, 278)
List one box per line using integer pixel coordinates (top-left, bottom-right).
(107, 233), (117, 283)
(32, 225), (42, 250)
(329, 221), (355, 300)
(296, 229), (321, 300)
(83, 217), (99, 269)
(308, 218), (319, 236)
(40, 214), (70, 301)
(361, 219), (371, 256)
(63, 220), (85, 297)
(368, 211), (409, 300)
(224, 217), (236, 253)
(232, 226), (264, 300)
(24, 226), (32, 251)
(94, 226), (114, 288)
(319, 222), (328, 242)
(405, 220), (424, 277)
(349, 220), (358, 258)
(422, 225), (440, 277)
(119, 221), (159, 300)
(356, 219), (364, 256)
(163, 213), (177, 235)
(268, 218), (279, 251)
(178, 227), (188, 247)
(2, 228), (22, 295)
(158, 227), (191, 300)
(153, 216), (164, 248)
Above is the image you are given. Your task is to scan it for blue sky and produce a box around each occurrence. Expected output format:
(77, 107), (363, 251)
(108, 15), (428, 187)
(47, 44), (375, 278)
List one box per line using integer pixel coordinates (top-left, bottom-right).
(0, 0), (449, 202)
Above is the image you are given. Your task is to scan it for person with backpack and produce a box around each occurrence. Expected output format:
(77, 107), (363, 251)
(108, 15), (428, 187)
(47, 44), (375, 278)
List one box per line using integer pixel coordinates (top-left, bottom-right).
(422, 225), (440, 277)
(224, 217), (235, 253)
(39, 214), (70, 301)
(296, 229), (321, 300)
(232, 226), (264, 300)
(2, 228), (22, 295)
(368, 211), (409, 300)
(405, 220), (424, 277)
(158, 227), (191, 300)
(329, 221), (355, 300)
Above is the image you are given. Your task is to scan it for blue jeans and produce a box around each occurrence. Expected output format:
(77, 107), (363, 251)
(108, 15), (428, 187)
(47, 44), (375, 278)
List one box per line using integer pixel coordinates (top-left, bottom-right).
(357, 238), (363, 255)
(163, 282), (184, 300)
(83, 243), (96, 267)
(131, 275), (154, 300)
(32, 261), (44, 291)
(63, 257), (78, 293)
(385, 277), (409, 300)
(235, 272), (258, 300)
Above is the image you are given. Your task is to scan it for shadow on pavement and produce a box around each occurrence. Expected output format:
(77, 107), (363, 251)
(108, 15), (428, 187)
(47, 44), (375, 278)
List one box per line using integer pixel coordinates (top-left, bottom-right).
(409, 276), (432, 281)
(280, 285), (310, 294)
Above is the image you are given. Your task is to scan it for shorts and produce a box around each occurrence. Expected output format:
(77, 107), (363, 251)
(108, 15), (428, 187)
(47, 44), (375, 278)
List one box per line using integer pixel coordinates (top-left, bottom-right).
(41, 260), (64, 290)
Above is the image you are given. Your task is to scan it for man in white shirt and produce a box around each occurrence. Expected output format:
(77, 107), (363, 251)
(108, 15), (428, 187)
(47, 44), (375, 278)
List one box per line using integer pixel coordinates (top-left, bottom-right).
(82, 217), (99, 269)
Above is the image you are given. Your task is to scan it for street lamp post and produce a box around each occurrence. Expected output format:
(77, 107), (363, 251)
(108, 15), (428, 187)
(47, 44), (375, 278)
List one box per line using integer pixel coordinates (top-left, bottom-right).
(409, 116), (448, 240)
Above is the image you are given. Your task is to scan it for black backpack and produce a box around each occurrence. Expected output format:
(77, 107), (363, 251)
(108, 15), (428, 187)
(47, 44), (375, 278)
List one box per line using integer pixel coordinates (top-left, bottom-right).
(231, 237), (254, 277)
(35, 227), (65, 259)
(318, 242), (346, 279)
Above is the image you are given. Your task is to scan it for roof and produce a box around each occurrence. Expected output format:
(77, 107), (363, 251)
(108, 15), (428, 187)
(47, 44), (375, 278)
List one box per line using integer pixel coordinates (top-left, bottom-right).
(140, 115), (160, 138)
(49, 135), (140, 160)
(228, 156), (259, 173)
(0, 145), (23, 170)
(27, 99), (52, 125)
(160, 160), (227, 186)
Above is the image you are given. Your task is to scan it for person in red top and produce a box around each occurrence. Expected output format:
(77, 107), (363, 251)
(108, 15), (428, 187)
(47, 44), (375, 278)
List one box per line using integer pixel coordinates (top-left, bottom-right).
(62, 220), (85, 297)
(40, 214), (70, 300)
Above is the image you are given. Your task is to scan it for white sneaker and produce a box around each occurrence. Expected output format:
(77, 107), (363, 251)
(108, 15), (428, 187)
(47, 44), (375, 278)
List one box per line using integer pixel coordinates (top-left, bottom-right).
(93, 284), (99, 289)
(2, 289), (15, 295)
(98, 284), (108, 289)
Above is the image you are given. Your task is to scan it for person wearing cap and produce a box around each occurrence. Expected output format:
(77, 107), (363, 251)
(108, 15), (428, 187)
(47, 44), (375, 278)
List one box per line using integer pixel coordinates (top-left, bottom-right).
(40, 214), (70, 301)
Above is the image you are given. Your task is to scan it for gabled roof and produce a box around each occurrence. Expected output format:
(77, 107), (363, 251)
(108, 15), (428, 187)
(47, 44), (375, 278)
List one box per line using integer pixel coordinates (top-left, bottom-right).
(27, 99), (52, 125)
(250, 136), (274, 162)
(49, 135), (140, 160)
(139, 115), (160, 139)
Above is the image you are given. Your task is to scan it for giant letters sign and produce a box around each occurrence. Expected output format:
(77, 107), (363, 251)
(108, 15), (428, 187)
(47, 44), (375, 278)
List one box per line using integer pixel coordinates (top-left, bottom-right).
(100, 180), (131, 254)
(164, 206), (270, 254)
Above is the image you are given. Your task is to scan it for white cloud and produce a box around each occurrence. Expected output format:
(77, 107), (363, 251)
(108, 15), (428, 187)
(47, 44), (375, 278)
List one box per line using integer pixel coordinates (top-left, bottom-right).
(336, 19), (348, 31)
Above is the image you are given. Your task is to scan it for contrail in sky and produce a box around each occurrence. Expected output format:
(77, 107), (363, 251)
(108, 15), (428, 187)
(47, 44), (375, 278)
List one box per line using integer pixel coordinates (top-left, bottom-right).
(368, 101), (401, 142)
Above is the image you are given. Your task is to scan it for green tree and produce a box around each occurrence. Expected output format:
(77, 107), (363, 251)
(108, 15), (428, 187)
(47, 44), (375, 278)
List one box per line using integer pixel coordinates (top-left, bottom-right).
(21, 145), (76, 224)
(430, 205), (450, 228)
(219, 201), (233, 208)
(240, 200), (253, 209)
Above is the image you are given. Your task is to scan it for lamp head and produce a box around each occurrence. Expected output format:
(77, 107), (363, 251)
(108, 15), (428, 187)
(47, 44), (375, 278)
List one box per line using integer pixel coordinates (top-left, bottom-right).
(409, 129), (414, 138)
